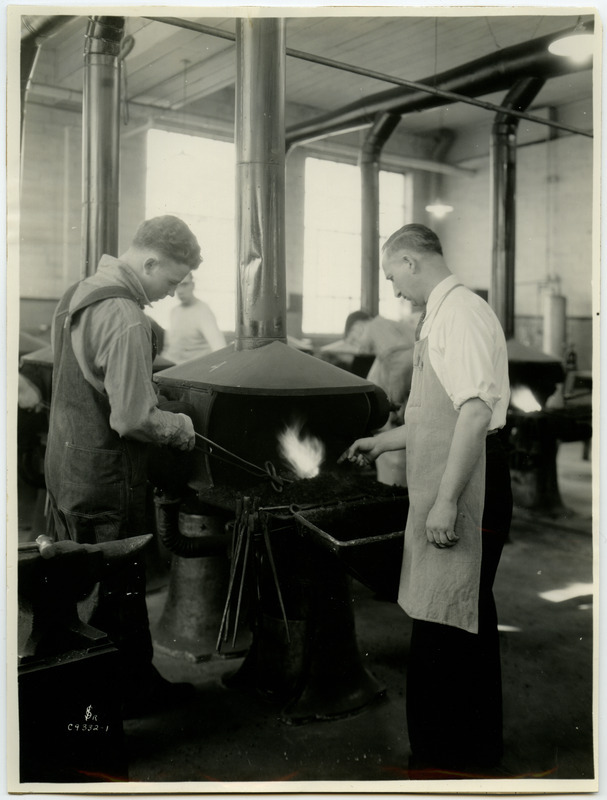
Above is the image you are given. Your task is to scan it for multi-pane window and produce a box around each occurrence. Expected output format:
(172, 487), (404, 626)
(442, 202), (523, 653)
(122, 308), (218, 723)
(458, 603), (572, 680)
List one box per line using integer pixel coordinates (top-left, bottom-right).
(302, 157), (412, 334)
(145, 129), (236, 332)
(145, 136), (413, 337)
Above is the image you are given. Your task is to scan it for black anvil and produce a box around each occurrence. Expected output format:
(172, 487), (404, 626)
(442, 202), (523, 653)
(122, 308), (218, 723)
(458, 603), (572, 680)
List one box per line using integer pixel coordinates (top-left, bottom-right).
(18, 534), (152, 663)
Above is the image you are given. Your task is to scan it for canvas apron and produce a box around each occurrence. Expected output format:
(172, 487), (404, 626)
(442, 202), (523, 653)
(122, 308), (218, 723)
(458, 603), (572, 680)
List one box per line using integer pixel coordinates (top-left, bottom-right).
(398, 285), (485, 634)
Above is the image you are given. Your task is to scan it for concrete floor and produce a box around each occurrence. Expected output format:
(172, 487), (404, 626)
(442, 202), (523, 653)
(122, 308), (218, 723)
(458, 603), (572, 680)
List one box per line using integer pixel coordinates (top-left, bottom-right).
(121, 441), (595, 789)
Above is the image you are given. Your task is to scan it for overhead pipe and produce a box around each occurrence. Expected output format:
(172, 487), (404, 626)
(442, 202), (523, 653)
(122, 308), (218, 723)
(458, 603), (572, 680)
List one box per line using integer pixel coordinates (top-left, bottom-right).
(81, 16), (124, 277)
(26, 83), (477, 178)
(286, 23), (593, 149)
(490, 77), (545, 338)
(235, 18), (287, 350)
(359, 113), (401, 314)
(144, 15), (591, 143)
(21, 15), (76, 143)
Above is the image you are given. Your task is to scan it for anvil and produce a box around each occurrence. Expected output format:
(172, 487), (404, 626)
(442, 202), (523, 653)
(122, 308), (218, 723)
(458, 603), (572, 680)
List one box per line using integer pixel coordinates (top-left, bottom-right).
(18, 534), (152, 663)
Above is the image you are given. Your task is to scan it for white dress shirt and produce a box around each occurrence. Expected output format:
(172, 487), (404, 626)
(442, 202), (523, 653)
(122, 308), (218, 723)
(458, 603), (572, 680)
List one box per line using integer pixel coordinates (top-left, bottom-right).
(418, 274), (510, 430)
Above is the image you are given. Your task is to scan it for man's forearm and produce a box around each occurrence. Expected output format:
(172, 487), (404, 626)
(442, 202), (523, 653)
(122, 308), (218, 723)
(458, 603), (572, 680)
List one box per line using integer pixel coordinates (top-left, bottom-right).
(374, 424), (408, 453)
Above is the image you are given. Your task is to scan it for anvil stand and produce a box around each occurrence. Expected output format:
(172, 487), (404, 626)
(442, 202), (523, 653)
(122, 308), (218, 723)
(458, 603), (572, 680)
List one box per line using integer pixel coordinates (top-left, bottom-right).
(17, 537), (150, 784)
(222, 507), (385, 724)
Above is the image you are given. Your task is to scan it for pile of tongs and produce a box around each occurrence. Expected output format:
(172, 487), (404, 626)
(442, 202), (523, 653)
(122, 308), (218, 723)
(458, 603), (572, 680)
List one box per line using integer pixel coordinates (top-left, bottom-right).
(216, 497), (290, 651)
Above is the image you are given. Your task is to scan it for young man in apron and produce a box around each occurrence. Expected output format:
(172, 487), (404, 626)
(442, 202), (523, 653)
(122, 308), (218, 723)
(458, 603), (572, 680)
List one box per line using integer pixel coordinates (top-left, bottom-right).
(45, 216), (202, 717)
(340, 224), (512, 777)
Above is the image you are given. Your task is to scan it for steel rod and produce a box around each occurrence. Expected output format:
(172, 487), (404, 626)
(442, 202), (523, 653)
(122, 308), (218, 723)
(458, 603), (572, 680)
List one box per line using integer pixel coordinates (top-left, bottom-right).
(145, 15), (592, 139)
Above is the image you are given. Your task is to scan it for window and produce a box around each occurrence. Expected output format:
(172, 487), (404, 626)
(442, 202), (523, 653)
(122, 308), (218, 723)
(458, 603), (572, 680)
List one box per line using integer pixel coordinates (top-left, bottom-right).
(145, 129), (236, 331)
(302, 157), (412, 334)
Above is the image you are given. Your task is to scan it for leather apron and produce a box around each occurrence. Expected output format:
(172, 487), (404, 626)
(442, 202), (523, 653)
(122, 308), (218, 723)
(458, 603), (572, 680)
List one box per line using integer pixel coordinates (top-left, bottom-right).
(398, 285), (485, 634)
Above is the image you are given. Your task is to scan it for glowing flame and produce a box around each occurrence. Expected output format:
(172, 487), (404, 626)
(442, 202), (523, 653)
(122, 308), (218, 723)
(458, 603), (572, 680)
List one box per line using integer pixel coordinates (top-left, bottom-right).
(278, 421), (325, 479)
(511, 386), (542, 413)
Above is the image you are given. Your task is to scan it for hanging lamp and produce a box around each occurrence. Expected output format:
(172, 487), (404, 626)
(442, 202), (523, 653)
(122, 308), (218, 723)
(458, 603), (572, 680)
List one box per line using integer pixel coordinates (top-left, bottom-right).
(425, 199), (454, 219)
(548, 17), (593, 63)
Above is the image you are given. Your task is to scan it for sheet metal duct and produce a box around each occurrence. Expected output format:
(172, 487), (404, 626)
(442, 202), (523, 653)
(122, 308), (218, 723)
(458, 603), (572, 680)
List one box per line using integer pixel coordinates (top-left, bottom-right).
(155, 18), (387, 437)
(490, 77), (545, 337)
(359, 113), (401, 314)
(81, 16), (124, 277)
(21, 15), (75, 144)
(286, 25), (593, 148)
(235, 18), (287, 350)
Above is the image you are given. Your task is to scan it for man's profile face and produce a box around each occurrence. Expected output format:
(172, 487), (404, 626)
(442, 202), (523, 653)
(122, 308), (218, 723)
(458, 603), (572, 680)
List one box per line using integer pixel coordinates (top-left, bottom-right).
(382, 250), (417, 305)
(143, 256), (191, 302)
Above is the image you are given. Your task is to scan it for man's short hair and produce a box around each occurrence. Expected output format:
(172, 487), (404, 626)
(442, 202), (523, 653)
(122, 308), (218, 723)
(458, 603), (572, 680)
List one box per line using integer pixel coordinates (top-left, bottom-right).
(344, 310), (372, 338)
(132, 216), (202, 270)
(382, 224), (443, 258)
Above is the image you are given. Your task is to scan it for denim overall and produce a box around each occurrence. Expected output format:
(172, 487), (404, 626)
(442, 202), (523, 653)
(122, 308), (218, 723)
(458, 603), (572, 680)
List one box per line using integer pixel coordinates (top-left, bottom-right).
(45, 283), (152, 542)
(45, 283), (156, 681)
(399, 284), (510, 771)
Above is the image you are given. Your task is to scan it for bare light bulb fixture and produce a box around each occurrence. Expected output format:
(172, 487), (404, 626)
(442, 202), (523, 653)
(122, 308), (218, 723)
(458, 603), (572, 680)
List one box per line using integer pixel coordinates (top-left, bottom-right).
(425, 199), (454, 219)
(548, 18), (593, 63)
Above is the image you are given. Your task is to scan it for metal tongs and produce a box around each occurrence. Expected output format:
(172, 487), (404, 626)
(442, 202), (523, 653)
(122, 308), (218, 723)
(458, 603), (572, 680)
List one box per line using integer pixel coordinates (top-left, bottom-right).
(216, 497), (290, 651)
(194, 431), (292, 492)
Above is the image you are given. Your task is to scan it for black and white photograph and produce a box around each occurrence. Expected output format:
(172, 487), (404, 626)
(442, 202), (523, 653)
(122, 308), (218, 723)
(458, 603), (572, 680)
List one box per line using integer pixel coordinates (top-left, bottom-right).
(5, 3), (600, 793)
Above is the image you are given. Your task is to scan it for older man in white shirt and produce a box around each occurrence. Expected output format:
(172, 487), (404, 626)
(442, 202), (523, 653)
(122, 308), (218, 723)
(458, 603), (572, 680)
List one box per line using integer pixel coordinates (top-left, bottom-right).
(340, 223), (512, 778)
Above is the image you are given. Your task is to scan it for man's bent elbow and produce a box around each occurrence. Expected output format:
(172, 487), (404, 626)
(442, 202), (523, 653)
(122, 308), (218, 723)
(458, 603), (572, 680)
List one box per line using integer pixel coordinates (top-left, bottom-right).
(459, 397), (493, 428)
(110, 415), (153, 442)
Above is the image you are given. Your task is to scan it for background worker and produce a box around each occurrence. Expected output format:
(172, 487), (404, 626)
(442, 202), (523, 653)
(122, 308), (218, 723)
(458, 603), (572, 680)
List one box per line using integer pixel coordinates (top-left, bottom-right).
(342, 310), (417, 487)
(162, 271), (226, 364)
(44, 215), (202, 716)
(340, 224), (512, 777)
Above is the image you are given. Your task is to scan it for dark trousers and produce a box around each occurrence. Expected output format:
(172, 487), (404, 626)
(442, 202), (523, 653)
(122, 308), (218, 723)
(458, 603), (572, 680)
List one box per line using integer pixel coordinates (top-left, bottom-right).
(406, 435), (513, 774)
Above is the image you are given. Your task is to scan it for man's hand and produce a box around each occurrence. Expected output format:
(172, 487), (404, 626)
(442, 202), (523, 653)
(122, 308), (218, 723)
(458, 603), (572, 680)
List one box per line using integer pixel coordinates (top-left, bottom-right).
(425, 497), (459, 548)
(174, 413), (196, 451)
(338, 437), (381, 467)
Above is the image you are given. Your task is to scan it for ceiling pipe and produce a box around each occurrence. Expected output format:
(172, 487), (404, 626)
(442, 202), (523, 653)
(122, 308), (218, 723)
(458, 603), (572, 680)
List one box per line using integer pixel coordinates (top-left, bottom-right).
(359, 113), (401, 314)
(491, 77), (546, 338)
(235, 18), (288, 350)
(81, 16), (124, 277)
(25, 82), (477, 176)
(286, 23), (593, 149)
(21, 15), (76, 143)
(145, 16), (590, 141)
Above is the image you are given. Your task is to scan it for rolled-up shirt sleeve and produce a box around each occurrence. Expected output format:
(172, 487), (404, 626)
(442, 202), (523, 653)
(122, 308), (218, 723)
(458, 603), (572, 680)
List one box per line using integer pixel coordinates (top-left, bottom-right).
(432, 305), (503, 413)
(98, 318), (191, 446)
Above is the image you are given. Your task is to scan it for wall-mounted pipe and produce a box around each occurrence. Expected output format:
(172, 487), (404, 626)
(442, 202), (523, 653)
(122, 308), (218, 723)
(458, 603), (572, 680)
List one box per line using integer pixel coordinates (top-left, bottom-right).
(81, 16), (124, 277)
(359, 113), (401, 314)
(490, 77), (545, 338)
(25, 82), (478, 179)
(21, 15), (76, 143)
(235, 19), (287, 350)
(286, 24), (593, 149)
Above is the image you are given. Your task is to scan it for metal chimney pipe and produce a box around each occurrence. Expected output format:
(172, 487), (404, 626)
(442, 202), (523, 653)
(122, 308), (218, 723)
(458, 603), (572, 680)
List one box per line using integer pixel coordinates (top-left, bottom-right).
(21, 15), (76, 143)
(235, 18), (287, 350)
(490, 77), (545, 337)
(81, 16), (124, 277)
(359, 113), (401, 314)
(286, 24), (593, 148)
